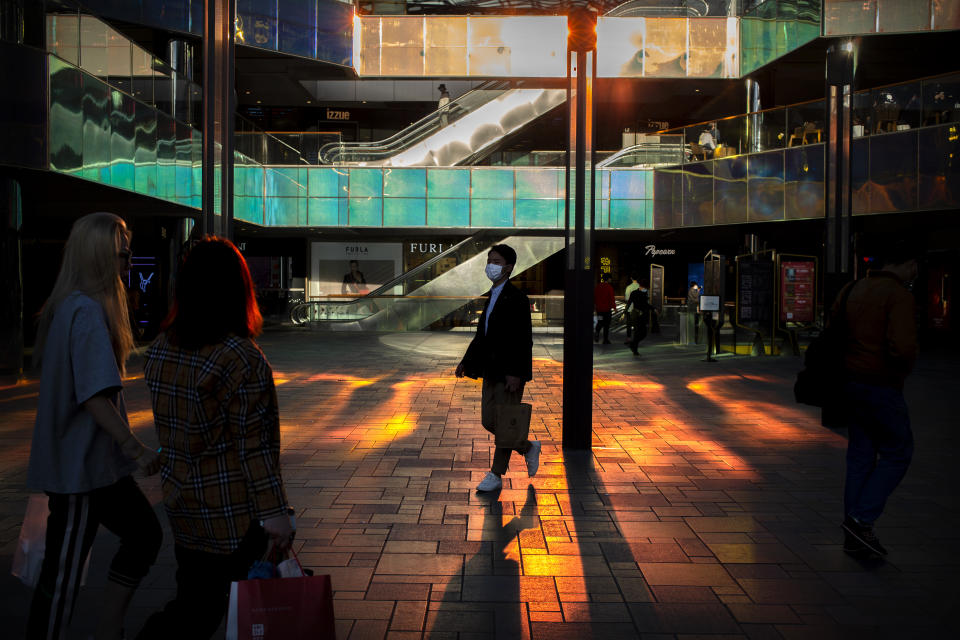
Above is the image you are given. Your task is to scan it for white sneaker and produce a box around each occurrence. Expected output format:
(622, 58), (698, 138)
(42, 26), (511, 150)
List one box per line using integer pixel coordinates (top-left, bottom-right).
(476, 472), (502, 492)
(525, 440), (542, 477)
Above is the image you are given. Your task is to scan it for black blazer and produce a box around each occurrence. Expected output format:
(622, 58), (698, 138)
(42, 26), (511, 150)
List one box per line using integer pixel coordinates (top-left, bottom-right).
(460, 280), (533, 382)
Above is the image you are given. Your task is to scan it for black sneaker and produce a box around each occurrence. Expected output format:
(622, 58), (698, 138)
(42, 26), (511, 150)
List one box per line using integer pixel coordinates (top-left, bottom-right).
(843, 529), (868, 555)
(842, 516), (888, 556)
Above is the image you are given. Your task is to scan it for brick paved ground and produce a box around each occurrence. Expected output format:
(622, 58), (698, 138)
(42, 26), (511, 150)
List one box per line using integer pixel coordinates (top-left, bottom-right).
(1, 329), (958, 639)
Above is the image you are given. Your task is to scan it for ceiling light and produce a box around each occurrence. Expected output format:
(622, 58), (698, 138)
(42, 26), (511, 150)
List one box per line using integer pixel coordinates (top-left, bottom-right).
(256, 100), (261, 104)
(245, 90), (251, 94)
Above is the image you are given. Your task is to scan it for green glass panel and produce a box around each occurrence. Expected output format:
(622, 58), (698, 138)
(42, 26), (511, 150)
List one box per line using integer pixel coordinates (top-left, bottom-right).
(156, 115), (176, 200)
(307, 167), (343, 197)
(471, 199), (513, 227)
(516, 170), (558, 199)
(308, 198), (340, 226)
(610, 200), (649, 229)
(49, 56), (85, 173)
(384, 197), (426, 226)
(348, 168), (383, 197)
(265, 197), (302, 226)
(109, 90), (135, 190)
(234, 196), (263, 224)
(428, 168), (470, 198)
(611, 170), (649, 198)
(349, 197), (382, 226)
(427, 198), (469, 227)
(515, 199), (559, 227)
(384, 168), (426, 198)
(267, 167), (303, 198)
(471, 170), (514, 198)
(175, 121), (192, 203)
(82, 72), (111, 183)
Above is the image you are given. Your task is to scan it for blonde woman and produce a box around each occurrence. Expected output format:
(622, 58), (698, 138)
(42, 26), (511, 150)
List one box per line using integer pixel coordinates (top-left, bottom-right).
(26, 213), (162, 640)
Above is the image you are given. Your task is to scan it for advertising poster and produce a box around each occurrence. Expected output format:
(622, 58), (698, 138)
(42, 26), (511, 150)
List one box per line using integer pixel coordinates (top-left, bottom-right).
(310, 242), (403, 298)
(649, 264), (664, 314)
(738, 260), (774, 324)
(780, 261), (815, 323)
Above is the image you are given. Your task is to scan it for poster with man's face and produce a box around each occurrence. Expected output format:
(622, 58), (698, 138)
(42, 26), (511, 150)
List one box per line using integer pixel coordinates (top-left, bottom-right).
(310, 243), (403, 297)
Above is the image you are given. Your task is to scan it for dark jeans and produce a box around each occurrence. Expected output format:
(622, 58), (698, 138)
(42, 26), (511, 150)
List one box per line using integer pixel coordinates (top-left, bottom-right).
(27, 476), (162, 640)
(843, 381), (914, 525)
(628, 311), (648, 352)
(135, 524), (268, 640)
(595, 311), (612, 342)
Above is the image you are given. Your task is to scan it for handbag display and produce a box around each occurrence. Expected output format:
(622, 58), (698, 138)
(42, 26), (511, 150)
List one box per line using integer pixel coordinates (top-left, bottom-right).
(227, 550), (336, 640)
(794, 282), (856, 409)
(494, 402), (532, 448)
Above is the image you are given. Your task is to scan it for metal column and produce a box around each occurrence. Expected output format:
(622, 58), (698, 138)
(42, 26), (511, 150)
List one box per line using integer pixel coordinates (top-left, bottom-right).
(562, 11), (597, 450)
(824, 40), (857, 305)
(202, 0), (235, 238)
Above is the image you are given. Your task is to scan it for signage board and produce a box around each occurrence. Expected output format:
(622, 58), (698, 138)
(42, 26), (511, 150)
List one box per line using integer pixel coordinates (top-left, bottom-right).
(649, 264), (664, 314)
(310, 242), (403, 298)
(699, 295), (720, 312)
(780, 260), (815, 323)
(738, 260), (775, 324)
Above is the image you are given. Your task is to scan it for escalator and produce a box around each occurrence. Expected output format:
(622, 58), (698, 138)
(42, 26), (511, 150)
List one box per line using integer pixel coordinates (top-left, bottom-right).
(319, 82), (567, 167)
(290, 231), (564, 331)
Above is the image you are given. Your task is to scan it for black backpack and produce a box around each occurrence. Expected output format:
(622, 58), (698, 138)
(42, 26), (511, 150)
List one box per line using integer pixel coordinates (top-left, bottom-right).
(794, 282), (856, 408)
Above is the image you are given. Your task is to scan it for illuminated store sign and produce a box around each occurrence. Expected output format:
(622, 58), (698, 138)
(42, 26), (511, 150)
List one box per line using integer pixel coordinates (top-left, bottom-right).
(326, 109), (350, 121)
(645, 245), (676, 256)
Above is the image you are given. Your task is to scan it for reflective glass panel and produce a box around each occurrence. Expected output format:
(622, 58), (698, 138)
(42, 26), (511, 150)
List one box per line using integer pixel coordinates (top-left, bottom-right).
(747, 150), (784, 221)
(308, 198), (339, 226)
(49, 56), (84, 174)
(784, 144), (824, 220)
(471, 199), (513, 227)
(384, 198), (427, 226)
(348, 197), (383, 226)
(643, 18), (687, 78)
(682, 162), (714, 227)
(918, 124), (960, 210)
(515, 200), (559, 227)
(714, 157), (748, 225)
(427, 198), (469, 227)
(610, 200), (649, 229)
(109, 89), (135, 190)
(869, 129), (918, 212)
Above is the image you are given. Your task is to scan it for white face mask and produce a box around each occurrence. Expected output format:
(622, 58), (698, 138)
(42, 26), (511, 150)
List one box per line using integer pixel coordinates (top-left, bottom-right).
(485, 263), (504, 282)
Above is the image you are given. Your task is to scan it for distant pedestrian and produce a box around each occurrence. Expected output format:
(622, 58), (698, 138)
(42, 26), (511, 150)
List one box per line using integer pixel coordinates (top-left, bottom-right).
(623, 273), (640, 339)
(139, 237), (292, 639)
(438, 84), (451, 127)
(835, 242), (919, 557)
(455, 244), (540, 493)
(26, 212), (162, 640)
(686, 281), (701, 343)
(626, 280), (653, 356)
(594, 274), (615, 344)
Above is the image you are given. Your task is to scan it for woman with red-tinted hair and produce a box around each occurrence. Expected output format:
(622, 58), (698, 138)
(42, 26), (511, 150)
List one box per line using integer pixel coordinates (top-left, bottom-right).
(138, 237), (292, 640)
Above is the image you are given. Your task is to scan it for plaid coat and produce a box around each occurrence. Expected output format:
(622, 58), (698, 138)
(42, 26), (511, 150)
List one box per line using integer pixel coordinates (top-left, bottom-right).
(145, 333), (288, 553)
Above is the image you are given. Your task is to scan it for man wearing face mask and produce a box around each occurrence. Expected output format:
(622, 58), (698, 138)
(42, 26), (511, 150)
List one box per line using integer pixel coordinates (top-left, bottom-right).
(834, 241), (919, 557)
(456, 244), (539, 492)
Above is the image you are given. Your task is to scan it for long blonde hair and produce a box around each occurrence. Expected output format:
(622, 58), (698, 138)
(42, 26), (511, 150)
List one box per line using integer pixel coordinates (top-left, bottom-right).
(35, 212), (134, 375)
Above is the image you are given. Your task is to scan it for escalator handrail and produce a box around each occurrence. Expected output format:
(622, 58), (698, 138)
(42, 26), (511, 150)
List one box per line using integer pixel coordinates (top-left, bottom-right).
(318, 81), (510, 164)
(322, 87), (505, 163)
(596, 140), (686, 168)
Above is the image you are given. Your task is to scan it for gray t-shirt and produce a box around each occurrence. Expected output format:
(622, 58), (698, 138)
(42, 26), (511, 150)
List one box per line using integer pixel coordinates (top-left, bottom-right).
(27, 292), (136, 493)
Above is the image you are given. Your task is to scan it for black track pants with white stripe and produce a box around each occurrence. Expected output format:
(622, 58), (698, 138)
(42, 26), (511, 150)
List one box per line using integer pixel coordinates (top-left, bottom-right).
(26, 475), (162, 640)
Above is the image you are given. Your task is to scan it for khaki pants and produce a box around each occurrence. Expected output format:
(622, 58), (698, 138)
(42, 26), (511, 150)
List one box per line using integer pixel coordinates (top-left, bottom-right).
(481, 379), (531, 475)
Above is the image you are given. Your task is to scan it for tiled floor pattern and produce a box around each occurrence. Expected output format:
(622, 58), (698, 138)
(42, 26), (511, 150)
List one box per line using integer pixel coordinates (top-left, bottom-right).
(1, 330), (957, 639)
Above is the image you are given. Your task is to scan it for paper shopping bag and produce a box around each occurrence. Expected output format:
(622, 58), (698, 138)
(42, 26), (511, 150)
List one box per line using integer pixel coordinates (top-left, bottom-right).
(227, 574), (336, 640)
(494, 402), (532, 449)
